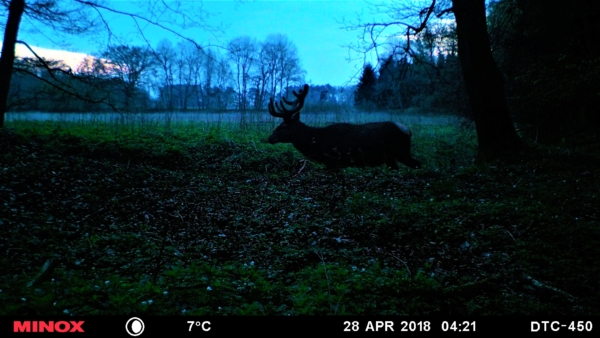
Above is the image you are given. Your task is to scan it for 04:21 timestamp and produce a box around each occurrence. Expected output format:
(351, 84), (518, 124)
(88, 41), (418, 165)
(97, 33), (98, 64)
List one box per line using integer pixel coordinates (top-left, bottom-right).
(442, 321), (476, 332)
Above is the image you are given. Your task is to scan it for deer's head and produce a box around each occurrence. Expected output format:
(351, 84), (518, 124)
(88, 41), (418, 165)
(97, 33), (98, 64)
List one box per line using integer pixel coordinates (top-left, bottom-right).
(267, 84), (309, 144)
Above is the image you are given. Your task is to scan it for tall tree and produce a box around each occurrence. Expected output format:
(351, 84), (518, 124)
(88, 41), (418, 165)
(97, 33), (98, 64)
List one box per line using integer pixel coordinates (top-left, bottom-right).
(261, 34), (304, 101)
(228, 36), (256, 111)
(452, 0), (522, 157)
(174, 41), (202, 110)
(354, 63), (377, 109)
(213, 52), (233, 110)
(154, 39), (177, 111)
(252, 42), (272, 110)
(0, 0), (26, 128)
(200, 49), (215, 109)
(98, 45), (156, 111)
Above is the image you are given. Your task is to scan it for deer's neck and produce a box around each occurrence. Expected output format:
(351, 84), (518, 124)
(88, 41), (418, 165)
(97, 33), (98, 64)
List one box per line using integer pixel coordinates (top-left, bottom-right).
(290, 124), (325, 156)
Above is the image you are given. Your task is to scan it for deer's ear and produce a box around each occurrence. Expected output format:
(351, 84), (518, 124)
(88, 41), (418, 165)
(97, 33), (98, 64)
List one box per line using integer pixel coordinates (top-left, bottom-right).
(290, 112), (300, 122)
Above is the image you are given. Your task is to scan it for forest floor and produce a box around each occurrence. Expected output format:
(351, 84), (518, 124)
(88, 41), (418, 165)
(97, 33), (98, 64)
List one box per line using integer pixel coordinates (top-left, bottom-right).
(1, 120), (599, 315)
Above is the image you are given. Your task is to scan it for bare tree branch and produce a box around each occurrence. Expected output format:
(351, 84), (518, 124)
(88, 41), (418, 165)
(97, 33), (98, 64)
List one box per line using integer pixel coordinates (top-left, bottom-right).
(340, 0), (450, 73)
(75, 0), (214, 51)
(13, 67), (117, 111)
(15, 40), (118, 111)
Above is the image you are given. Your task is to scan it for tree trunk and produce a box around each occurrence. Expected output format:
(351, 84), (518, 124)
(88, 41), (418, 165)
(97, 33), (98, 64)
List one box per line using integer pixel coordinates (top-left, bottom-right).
(0, 0), (25, 128)
(452, 0), (523, 159)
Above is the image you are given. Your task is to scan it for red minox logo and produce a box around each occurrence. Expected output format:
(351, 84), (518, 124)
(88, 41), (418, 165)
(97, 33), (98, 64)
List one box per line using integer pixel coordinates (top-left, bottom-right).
(13, 321), (85, 333)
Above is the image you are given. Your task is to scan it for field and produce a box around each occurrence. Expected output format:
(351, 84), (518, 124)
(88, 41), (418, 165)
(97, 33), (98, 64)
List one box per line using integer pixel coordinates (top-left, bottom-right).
(1, 115), (599, 315)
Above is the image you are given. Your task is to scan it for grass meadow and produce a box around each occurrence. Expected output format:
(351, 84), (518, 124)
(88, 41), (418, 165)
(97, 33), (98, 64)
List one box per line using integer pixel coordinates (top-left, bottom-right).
(1, 112), (599, 315)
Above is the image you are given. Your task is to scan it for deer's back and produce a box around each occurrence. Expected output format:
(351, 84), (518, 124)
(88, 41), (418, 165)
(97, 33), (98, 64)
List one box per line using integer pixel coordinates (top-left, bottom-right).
(317, 121), (410, 145)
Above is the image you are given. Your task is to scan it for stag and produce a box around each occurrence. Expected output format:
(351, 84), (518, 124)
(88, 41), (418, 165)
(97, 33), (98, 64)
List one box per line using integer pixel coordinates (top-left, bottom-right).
(267, 84), (421, 170)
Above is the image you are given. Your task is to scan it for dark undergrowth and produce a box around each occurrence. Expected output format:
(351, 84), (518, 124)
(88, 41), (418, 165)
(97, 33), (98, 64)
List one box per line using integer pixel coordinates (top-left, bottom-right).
(0, 121), (599, 315)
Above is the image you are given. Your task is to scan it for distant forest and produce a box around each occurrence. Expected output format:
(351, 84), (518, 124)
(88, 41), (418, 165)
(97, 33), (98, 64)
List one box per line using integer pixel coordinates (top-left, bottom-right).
(7, 35), (355, 113)
(7, 1), (600, 142)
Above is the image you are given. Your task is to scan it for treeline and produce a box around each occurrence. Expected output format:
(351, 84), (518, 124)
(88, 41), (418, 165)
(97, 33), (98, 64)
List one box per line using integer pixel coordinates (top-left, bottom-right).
(352, 16), (469, 115)
(7, 34), (353, 113)
(9, 0), (599, 143)
(354, 0), (599, 141)
(354, 49), (468, 115)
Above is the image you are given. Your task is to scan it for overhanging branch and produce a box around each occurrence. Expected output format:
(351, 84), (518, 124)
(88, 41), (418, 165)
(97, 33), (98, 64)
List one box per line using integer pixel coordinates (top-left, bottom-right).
(14, 41), (118, 112)
(75, 0), (206, 51)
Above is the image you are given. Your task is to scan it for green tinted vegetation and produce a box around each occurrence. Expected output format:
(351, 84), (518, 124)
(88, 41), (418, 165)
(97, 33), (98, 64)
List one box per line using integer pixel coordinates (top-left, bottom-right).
(1, 120), (598, 315)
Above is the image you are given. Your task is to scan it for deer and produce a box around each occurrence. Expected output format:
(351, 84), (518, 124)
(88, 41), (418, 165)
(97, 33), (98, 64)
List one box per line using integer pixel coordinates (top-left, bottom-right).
(267, 84), (422, 170)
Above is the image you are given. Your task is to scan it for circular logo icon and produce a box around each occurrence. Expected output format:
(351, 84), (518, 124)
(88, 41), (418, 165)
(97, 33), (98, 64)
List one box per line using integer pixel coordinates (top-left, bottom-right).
(125, 317), (145, 336)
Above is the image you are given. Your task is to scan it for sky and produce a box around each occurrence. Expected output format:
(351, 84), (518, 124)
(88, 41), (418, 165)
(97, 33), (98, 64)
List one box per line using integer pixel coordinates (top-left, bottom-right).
(14, 0), (396, 87)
